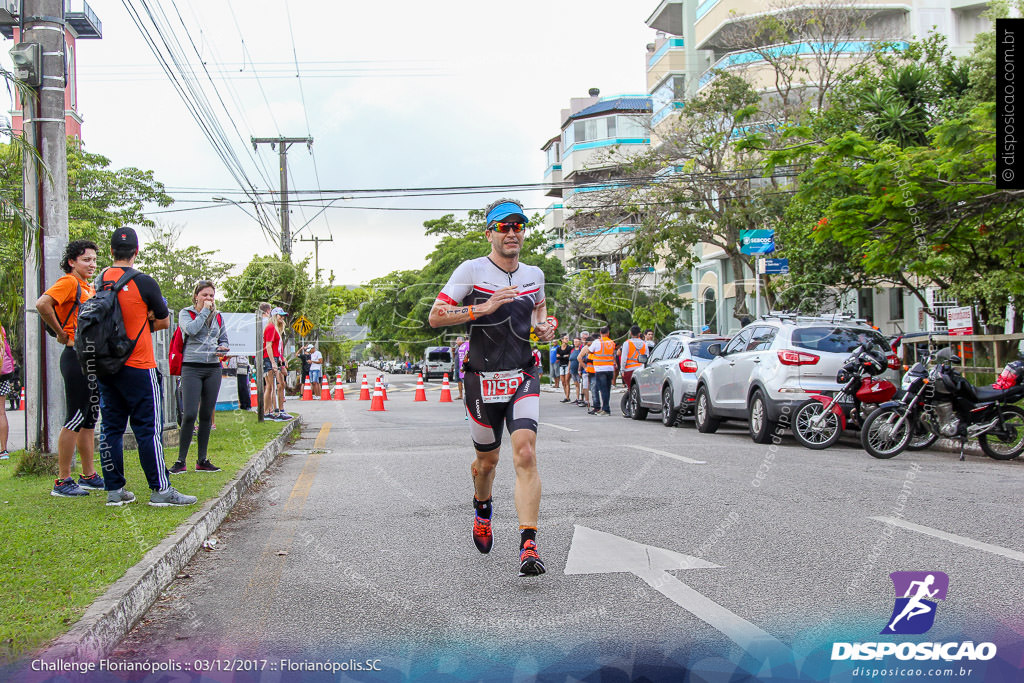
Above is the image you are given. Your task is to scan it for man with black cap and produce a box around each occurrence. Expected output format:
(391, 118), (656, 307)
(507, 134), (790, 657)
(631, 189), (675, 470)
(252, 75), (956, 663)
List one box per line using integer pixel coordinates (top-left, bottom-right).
(96, 227), (197, 507)
(429, 198), (555, 577)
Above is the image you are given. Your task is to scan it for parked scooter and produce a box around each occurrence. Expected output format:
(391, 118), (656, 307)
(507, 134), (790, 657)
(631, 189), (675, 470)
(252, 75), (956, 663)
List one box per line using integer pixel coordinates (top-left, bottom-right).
(792, 345), (911, 450)
(860, 348), (1024, 460)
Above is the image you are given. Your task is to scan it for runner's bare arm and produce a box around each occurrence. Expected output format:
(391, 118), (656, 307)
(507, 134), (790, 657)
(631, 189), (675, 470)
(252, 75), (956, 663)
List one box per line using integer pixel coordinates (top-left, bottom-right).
(532, 299), (555, 341)
(428, 286), (518, 328)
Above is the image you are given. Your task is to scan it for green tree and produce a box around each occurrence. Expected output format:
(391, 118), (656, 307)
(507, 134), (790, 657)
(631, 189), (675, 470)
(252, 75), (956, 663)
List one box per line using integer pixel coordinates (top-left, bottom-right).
(767, 23), (1023, 330)
(357, 212), (565, 356)
(0, 140), (172, 348)
(134, 223), (232, 312)
(220, 255), (313, 316)
(617, 73), (787, 324)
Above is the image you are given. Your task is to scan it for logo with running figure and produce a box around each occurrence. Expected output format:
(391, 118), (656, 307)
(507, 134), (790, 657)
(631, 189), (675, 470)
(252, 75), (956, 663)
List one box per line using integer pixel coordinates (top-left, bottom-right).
(881, 571), (949, 635)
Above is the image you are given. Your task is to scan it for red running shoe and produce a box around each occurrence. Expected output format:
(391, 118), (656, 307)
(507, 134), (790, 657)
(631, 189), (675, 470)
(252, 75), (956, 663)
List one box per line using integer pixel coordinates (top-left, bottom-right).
(518, 539), (546, 577)
(473, 513), (493, 554)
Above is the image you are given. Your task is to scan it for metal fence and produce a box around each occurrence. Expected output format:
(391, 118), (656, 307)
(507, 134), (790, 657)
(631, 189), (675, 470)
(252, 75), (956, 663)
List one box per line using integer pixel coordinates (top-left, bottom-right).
(151, 322), (179, 429)
(901, 333), (1024, 381)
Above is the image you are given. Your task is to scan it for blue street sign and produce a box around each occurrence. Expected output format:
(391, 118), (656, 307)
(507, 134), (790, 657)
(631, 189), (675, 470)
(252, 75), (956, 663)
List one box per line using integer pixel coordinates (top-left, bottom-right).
(740, 229), (775, 255)
(764, 258), (789, 275)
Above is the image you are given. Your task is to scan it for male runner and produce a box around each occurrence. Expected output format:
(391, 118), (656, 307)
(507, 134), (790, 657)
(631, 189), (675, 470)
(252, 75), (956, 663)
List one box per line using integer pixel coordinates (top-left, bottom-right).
(429, 198), (555, 577)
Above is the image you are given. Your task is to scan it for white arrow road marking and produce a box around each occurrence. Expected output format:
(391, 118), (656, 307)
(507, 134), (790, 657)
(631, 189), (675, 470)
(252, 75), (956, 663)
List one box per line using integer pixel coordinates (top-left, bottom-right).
(622, 444), (706, 465)
(565, 528), (786, 663)
(870, 516), (1024, 563)
(539, 422), (579, 432)
(565, 525), (789, 664)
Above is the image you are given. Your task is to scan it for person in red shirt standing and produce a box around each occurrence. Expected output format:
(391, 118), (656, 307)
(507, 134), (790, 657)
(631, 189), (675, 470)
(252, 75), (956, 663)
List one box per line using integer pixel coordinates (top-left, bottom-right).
(95, 228), (197, 507)
(262, 308), (290, 421)
(35, 240), (105, 497)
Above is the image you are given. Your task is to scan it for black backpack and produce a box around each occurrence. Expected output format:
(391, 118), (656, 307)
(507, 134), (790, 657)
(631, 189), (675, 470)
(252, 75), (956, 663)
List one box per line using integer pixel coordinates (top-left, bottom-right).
(74, 267), (143, 377)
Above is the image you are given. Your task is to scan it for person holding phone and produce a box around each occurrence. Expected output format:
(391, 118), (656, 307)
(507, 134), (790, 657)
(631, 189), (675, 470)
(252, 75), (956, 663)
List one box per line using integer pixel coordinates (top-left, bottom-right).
(169, 280), (229, 474)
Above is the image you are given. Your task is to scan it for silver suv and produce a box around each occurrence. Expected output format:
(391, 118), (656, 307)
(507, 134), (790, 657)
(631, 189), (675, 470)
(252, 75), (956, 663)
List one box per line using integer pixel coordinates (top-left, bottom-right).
(626, 333), (730, 426)
(693, 315), (897, 442)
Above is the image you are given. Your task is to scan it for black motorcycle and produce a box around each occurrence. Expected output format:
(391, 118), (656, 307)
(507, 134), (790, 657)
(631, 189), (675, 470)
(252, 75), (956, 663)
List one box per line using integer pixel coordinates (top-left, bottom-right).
(860, 348), (1024, 460)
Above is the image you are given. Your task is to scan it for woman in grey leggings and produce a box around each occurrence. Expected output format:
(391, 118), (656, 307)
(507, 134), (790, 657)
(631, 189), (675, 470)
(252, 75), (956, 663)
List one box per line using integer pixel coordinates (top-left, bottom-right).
(170, 281), (229, 474)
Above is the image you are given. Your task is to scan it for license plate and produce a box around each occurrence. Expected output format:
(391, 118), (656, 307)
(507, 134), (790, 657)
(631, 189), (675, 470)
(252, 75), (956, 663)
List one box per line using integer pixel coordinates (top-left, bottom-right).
(480, 370), (523, 403)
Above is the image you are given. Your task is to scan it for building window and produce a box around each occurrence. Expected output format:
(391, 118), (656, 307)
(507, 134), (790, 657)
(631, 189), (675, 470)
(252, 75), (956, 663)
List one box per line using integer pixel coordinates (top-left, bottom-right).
(67, 41), (76, 110)
(858, 288), (874, 323)
(702, 289), (717, 334)
(888, 287), (904, 321)
(652, 75), (686, 110)
(562, 113), (650, 150)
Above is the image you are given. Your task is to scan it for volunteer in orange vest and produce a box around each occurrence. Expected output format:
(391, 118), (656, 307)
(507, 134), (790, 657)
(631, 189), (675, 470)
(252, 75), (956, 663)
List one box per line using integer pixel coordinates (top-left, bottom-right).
(620, 325), (648, 390)
(587, 325), (616, 415)
(577, 331), (593, 410)
(35, 240), (105, 497)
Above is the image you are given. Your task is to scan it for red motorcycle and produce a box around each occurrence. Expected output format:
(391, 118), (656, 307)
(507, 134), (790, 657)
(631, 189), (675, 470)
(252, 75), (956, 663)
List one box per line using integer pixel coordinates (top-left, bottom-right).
(792, 345), (902, 450)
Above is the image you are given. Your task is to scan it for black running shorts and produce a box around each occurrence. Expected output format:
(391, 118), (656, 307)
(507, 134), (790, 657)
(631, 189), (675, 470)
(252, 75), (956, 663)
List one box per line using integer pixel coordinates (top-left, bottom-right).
(463, 366), (540, 452)
(60, 345), (99, 432)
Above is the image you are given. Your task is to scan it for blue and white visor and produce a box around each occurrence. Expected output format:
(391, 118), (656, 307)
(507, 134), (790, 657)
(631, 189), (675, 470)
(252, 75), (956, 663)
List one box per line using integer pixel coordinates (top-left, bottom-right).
(486, 202), (528, 226)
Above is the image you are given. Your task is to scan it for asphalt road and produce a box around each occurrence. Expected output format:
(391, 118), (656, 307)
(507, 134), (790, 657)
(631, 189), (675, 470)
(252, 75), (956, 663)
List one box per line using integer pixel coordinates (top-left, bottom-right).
(107, 370), (1024, 681)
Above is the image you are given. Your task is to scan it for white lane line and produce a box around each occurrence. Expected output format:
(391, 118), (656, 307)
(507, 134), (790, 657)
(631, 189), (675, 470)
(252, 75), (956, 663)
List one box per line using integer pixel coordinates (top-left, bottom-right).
(622, 444), (706, 465)
(870, 516), (1024, 563)
(540, 422), (579, 432)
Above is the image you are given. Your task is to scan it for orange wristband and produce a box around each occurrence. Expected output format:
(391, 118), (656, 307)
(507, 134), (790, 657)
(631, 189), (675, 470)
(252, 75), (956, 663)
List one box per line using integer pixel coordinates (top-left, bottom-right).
(468, 305), (476, 320)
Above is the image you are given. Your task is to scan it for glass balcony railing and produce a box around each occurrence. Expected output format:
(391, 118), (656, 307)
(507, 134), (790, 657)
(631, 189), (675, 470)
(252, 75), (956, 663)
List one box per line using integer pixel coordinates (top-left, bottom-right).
(696, 40), (905, 89)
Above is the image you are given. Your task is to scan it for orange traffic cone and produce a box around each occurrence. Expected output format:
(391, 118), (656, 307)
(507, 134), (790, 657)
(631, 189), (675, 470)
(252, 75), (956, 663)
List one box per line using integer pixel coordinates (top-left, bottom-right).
(413, 374), (427, 402)
(439, 373), (453, 402)
(249, 377), (258, 407)
(301, 375), (313, 401)
(334, 375), (345, 400)
(358, 374), (370, 401)
(378, 375), (388, 401)
(369, 376), (386, 412)
(320, 378), (332, 401)
(18, 387), (25, 410)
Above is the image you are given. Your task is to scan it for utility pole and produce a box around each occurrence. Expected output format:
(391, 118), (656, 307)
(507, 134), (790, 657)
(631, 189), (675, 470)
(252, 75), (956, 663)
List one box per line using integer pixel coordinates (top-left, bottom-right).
(298, 235), (334, 284)
(18, 0), (69, 452)
(251, 136), (313, 258)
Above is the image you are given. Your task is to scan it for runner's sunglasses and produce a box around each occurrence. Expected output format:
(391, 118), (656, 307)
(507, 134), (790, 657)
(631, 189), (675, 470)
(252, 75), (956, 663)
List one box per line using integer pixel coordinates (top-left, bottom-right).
(490, 221), (526, 234)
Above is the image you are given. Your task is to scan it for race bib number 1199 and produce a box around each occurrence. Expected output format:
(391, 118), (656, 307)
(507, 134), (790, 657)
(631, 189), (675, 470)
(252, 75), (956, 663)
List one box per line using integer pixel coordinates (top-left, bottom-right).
(480, 370), (523, 404)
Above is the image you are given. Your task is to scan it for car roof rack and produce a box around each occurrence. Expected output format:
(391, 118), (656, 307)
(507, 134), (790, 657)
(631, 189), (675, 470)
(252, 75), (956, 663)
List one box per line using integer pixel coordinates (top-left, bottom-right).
(758, 311), (871, 325)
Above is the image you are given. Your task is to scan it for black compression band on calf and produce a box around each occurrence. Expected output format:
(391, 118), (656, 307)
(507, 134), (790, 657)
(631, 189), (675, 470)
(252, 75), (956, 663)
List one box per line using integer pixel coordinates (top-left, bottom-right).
(520, 527), (536, 547)
(474, 497), (492, 520)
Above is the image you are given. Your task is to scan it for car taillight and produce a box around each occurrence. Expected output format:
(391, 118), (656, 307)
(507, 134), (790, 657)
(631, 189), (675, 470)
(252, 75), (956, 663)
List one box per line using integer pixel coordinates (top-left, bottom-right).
(777, 350), (819, 366)
(886, 353), (899, 370)
(679, 360), (698, 373)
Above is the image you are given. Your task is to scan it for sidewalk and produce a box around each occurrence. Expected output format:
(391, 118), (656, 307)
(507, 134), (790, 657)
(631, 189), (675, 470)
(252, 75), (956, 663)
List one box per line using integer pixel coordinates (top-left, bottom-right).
(3, 408), (25, 451)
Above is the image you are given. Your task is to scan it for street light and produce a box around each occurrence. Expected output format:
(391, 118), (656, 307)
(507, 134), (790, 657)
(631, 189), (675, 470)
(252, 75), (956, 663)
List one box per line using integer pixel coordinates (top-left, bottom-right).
(212, 196), (280, 248)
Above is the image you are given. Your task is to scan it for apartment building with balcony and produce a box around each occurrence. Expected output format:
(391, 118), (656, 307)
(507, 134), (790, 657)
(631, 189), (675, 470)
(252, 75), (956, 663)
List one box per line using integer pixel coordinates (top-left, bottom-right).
(0, 0), (103, 141)
(641, 0), (992, 335)
(541, 89), (652, 278)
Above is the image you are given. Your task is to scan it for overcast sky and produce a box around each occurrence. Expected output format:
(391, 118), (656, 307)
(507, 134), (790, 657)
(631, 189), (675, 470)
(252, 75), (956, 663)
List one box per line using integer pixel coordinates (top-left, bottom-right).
(7, 0), (659, 284)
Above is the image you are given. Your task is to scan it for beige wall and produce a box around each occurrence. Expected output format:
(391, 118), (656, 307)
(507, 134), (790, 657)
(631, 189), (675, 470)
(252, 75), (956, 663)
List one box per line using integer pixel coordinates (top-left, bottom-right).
(695, 0), (912, 50)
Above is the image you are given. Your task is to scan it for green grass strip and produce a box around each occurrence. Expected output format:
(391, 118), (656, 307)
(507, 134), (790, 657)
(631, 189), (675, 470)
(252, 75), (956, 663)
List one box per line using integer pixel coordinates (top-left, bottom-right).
(0, 410), (290, 662)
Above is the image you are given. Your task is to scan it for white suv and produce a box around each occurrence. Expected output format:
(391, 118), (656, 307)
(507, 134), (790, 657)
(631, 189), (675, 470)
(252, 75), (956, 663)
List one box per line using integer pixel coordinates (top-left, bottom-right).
(693, 316), (897, 443)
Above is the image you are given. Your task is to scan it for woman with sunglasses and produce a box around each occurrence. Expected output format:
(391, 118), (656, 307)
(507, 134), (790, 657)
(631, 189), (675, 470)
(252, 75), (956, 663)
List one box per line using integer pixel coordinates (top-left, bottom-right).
(429, 198), (555, 578)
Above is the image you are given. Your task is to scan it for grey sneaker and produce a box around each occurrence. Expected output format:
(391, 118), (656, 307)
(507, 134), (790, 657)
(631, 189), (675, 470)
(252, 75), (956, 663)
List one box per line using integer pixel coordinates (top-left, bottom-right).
(106, 488), (136, 506)
(149, 486), (198, 507)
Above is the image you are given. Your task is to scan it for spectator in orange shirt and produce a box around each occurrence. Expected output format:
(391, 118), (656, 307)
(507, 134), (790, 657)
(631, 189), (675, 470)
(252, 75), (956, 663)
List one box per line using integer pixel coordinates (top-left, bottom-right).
(35, 240), (105, 497)
(95, 228), (196, 507)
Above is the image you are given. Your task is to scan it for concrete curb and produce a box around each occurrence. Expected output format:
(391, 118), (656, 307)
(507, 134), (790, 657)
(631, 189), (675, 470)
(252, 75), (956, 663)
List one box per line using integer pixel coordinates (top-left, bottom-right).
(42, 418), (302, 661)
